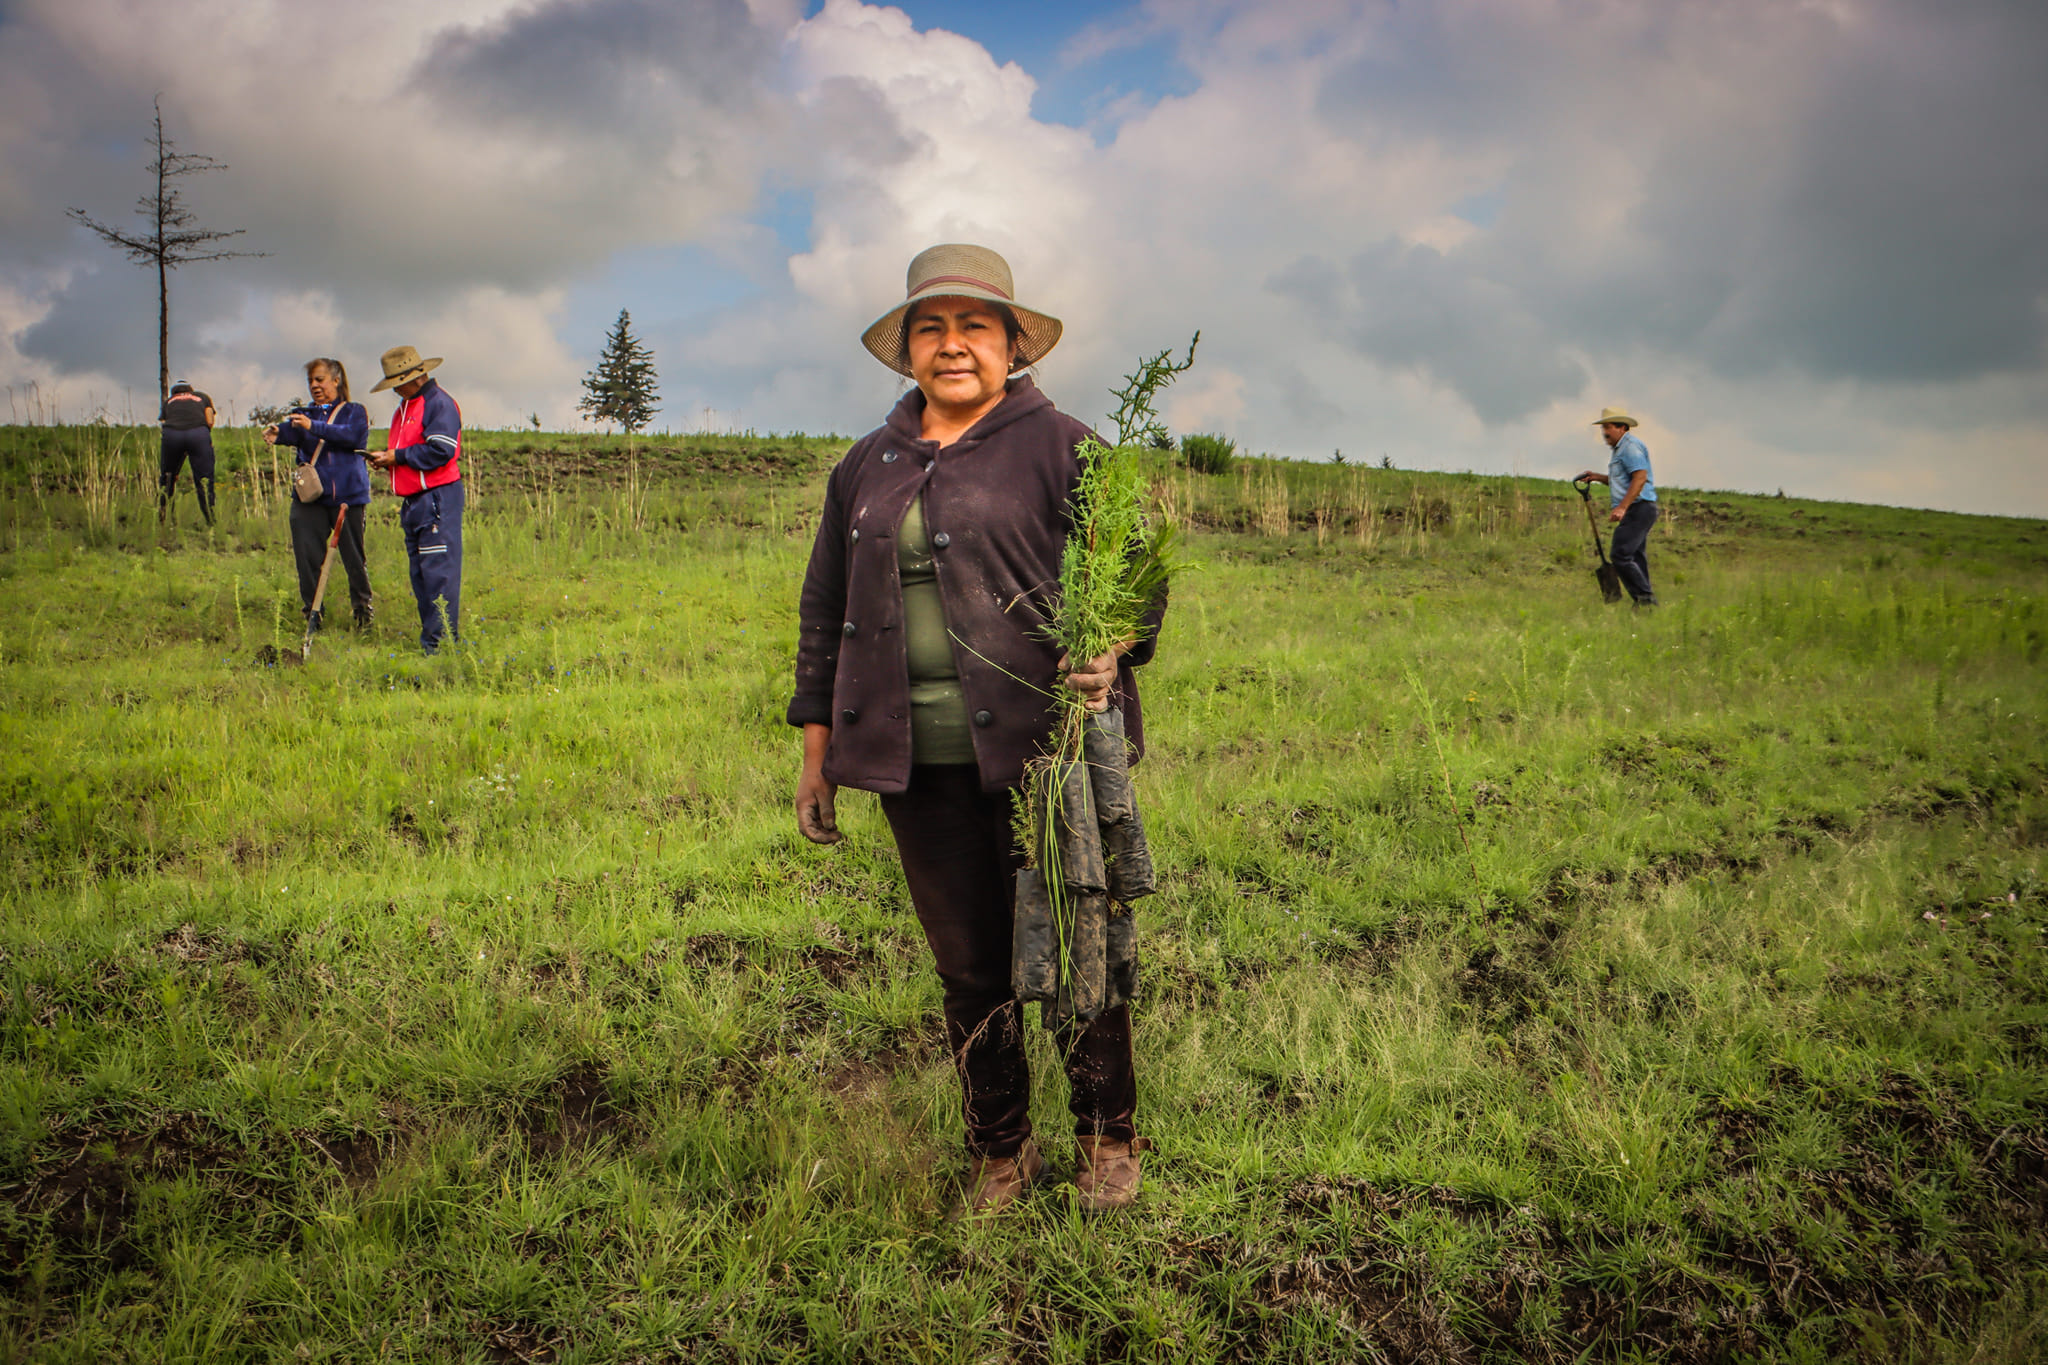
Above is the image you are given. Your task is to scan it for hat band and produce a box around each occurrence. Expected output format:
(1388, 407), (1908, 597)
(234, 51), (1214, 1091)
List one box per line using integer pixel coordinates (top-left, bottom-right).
(910, 274), (1012, 301)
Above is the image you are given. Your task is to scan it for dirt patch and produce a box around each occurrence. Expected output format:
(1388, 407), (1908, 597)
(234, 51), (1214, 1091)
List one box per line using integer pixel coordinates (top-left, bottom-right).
(1453, 944), (1550, 1029)
(1163, 1228), (1474, 1363)
(802, 941), (875, 989)
(519, 1062), (635, 1159)
(155, 921), (288, 967)
(1235, 1080), (2048, 1363)
(824, 1047), (930, 1101)
(299, 1130), (395, 1189)
(680, 932), (739, 967)
(387, 804), (428, 851)
(479, 1317), (565, 1364)
(5, 1120), (242, 1282)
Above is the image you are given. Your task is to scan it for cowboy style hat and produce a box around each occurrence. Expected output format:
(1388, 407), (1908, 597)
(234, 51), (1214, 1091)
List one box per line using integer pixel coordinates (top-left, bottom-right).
(861, 243), (1062, 377)
(1591, 406), (1639, 428)
(370, 345), (443, 393)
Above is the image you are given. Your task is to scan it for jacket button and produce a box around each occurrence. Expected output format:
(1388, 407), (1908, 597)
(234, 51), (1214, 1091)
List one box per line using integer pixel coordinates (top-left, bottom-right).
(842, 621), (857, 637)
(882, 451), (897, 463)
(841, 708), (858, 723)
(851, 528), (860, 542)
(932, 532), (950, 548)
(973, 709), (993, 727)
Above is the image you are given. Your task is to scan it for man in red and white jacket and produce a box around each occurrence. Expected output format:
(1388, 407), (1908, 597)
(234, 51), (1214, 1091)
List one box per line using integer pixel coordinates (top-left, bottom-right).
(368, 345), (464, 653)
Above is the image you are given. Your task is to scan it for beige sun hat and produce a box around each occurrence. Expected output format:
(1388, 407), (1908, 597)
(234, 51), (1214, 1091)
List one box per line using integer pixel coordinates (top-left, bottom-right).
(860, 244), (1063, 377)
(1591, 406), (1639, 428)
(370, 345), (444, 393)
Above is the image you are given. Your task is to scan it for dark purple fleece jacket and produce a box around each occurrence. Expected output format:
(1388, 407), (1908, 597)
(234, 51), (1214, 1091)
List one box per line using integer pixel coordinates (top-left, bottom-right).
(787, 376), (1163, 794)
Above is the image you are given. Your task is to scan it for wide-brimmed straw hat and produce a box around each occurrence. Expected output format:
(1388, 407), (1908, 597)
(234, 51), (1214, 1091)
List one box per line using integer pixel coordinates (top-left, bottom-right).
(860, 244), (1062, 377)
(370, 345), (443, 393)
(1591, 406), (1639, 429)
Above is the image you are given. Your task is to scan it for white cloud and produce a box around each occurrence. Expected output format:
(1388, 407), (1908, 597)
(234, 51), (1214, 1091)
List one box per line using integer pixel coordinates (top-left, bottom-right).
(1164, 368), (1247, 438)
(0, 0), (2042, 513)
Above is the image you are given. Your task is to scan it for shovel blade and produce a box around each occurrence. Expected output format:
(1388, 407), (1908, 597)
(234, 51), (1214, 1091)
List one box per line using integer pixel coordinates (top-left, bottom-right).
(1594, 563), (1624, 603)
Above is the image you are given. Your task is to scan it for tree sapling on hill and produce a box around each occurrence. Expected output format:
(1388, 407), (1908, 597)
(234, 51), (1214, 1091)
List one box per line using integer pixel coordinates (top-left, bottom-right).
(578, 310), (661, 436)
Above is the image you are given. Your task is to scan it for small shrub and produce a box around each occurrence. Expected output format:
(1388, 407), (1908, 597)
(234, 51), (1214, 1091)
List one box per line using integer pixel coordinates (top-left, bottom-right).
(1181, 432), (1236, 475)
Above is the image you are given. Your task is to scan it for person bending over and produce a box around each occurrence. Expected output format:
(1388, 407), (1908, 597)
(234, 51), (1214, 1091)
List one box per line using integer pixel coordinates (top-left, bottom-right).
(158, 380), (216, 526)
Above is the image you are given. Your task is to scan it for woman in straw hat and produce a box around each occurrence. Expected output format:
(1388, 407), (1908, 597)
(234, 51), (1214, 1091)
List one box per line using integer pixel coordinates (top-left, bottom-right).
(788, 244), (1165, 1213)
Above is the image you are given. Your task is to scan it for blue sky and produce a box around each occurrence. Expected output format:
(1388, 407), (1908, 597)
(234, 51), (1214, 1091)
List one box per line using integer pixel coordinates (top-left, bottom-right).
(801, 0), (1196, 129)
(4, 0), (2044, 515)
(560, 2), (1197, 400)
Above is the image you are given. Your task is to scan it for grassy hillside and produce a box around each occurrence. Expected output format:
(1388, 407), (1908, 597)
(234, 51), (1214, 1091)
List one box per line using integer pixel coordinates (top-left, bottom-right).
(1, 425), (2044, 1362)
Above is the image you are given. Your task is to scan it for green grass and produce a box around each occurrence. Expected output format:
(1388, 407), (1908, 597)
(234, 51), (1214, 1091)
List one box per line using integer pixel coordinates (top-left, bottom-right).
(1, 426), (2046, 1362)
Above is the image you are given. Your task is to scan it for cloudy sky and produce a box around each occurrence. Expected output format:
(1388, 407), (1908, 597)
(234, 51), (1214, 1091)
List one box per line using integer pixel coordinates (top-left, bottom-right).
(2, 0), (2043, 515)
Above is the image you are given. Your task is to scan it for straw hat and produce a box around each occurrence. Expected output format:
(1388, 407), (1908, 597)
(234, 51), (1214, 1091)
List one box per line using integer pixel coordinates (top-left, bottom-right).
(860, 244), (1062, 377)
(1591, 406), (1639, 428)
(370, 344), (443, 393)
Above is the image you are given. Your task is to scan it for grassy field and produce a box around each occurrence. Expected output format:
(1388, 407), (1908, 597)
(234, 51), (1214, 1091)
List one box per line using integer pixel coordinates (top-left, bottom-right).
(1, 423), (2045, 1362)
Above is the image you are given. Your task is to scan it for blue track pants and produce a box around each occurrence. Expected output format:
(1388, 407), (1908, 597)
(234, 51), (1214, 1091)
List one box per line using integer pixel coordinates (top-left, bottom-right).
(400, 481), (463, 652)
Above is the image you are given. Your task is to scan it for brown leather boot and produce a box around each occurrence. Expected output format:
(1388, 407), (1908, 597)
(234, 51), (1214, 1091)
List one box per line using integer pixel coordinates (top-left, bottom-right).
(1074, 1135), (1152, 1212)
(962, 1137), (1044, 1215)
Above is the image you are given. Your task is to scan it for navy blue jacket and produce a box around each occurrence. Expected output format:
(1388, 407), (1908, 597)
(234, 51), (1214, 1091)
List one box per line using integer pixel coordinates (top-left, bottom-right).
(277, 401), (371, 507)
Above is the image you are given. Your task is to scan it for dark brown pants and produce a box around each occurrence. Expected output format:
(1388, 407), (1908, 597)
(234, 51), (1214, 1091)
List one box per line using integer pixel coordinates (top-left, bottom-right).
(881, 765), (1137, 1157)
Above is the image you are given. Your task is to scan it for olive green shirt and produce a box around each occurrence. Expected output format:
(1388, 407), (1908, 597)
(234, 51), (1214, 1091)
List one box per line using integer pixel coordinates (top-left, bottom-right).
(899, 495), (976, 764)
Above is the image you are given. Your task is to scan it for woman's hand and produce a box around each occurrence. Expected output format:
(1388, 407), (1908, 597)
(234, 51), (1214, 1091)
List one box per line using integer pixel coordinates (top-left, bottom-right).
(1059, 644), (1127, 713)
(262, 425), (279, 445)
(796, 723), (841, 844)
(289, 413), (313, 431)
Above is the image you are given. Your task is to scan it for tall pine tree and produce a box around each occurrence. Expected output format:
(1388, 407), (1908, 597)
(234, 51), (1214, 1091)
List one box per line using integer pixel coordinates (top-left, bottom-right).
(579, 309), (660, 434)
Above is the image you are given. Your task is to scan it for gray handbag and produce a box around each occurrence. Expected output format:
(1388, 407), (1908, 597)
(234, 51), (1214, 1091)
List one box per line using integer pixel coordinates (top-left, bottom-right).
(292, 405), (343, 503)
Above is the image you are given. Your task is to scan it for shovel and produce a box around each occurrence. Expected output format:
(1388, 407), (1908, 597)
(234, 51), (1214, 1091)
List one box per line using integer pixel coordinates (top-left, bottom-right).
(1573, 479), (1624, 604)
(300, 505), (349, 660)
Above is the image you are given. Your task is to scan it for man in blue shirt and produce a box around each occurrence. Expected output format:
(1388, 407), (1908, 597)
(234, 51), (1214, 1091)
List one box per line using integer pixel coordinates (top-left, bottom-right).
(1574, 406), (1659, 606)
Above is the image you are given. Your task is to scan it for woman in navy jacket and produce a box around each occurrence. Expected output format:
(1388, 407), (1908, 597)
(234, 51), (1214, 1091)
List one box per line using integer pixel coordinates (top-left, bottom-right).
(267, 357), (373, 630)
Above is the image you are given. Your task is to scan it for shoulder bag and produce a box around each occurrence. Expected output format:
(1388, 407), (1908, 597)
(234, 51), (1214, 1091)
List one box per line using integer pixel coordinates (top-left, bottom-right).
(292, 403), (350, 504)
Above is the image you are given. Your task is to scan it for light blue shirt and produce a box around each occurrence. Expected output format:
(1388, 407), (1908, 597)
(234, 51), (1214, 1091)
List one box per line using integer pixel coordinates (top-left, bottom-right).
(1609, 432), (1656, 507)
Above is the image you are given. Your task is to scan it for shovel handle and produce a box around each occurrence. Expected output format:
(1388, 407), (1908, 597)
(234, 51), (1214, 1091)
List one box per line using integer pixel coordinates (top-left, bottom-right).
(1573, 481), (1611, 563)
(301, 505), (349, 657)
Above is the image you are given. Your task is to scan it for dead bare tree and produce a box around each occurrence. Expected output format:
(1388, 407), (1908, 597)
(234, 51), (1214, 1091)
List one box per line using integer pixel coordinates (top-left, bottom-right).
(66, 96), (265, 403)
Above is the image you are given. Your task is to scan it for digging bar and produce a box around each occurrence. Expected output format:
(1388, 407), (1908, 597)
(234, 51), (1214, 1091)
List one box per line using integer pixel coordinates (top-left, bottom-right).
(1573, 479), (1625, 604)
(300, 505), (349, 660)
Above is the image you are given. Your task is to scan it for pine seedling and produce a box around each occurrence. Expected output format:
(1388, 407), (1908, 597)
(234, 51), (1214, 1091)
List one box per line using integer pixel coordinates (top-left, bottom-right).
(1015, 338), (1195, 1027)
(1105, 333), (1198, 449)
